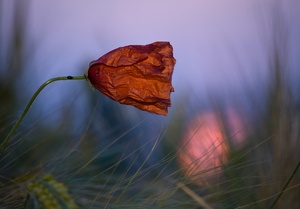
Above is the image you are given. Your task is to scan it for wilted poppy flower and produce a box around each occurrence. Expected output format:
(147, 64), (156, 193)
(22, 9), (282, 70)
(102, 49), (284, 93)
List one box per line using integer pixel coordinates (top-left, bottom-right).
(85, 41), (176, 116)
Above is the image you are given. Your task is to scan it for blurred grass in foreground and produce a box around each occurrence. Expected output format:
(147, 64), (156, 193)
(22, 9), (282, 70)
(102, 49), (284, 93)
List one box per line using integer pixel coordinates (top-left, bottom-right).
(1, 1), (300, 209)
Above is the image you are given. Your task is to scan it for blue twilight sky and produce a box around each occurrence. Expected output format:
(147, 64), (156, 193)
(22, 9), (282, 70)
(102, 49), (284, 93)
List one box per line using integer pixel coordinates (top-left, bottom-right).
(1, 0), (300, 120)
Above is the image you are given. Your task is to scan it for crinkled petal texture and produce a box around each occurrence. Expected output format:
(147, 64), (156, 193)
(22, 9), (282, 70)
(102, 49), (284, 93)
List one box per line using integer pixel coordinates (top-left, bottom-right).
(85, 41), (176, 116)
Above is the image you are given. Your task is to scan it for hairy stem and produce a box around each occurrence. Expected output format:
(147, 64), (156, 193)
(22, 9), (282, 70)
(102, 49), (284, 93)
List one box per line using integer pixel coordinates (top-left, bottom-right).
(0, 75), (86, 152)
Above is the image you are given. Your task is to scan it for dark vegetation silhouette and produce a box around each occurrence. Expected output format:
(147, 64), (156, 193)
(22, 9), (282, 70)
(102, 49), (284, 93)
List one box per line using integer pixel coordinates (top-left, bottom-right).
(0, 1), (299, 208)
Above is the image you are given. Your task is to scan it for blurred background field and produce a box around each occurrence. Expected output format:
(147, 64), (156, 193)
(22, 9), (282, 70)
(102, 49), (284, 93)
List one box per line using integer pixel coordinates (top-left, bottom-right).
(1, 0), (300, 208)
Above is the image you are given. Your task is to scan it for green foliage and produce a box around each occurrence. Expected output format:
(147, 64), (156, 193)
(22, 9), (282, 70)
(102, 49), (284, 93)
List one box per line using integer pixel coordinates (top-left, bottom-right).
(1, 1), (300, 209)
(26, 174), (79, 209)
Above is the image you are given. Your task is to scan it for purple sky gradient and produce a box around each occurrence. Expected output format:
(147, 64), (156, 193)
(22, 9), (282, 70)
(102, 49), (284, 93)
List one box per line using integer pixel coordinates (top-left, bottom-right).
(2, 0), (300, 119)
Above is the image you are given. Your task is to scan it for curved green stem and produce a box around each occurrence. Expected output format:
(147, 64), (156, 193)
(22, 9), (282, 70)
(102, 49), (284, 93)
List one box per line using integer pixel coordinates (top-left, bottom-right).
(0, 75), (86, 152)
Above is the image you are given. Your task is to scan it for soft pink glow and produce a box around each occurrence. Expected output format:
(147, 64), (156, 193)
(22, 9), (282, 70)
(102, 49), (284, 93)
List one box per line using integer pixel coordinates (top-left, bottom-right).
(179, 110), (246, 185)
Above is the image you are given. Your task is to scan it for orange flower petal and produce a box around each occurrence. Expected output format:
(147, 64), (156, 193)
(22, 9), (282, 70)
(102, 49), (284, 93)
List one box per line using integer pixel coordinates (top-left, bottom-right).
(85, 41), (176, 116)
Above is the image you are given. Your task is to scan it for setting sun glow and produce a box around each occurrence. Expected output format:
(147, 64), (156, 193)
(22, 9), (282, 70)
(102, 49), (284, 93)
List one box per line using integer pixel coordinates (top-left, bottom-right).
(179, 110), (246, 185)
